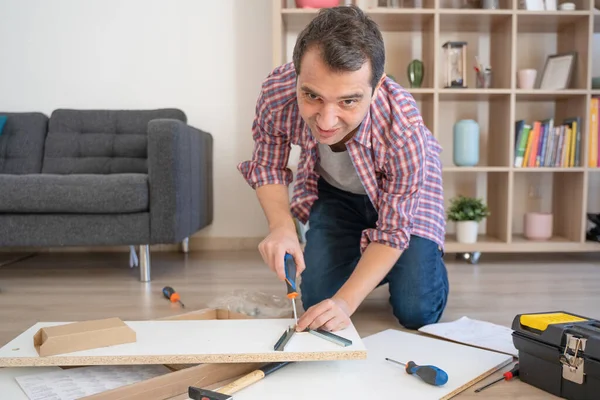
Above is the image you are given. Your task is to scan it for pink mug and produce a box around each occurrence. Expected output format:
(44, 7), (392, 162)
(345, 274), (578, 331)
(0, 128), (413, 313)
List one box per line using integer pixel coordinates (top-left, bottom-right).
(524, 212), (553, 240)
(518, 69), (537, 89)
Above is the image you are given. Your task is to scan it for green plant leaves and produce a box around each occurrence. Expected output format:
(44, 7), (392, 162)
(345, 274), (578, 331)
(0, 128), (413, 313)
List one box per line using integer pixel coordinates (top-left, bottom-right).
(446, 195), (490, 222)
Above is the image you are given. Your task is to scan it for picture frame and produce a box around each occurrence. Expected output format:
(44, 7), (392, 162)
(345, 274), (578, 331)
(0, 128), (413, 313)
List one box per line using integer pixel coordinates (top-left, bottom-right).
(539, 52), (577, 90)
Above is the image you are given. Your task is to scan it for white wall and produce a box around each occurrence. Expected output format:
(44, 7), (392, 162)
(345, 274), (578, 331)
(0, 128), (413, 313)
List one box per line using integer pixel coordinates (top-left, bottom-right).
(0, 0), (275, 239)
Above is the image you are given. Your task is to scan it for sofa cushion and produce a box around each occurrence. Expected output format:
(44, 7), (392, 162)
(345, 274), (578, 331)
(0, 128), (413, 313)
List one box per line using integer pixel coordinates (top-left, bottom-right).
(42, 108), (186, 174)
(0, 173), (148, 214)
(0, 112), (48, 174)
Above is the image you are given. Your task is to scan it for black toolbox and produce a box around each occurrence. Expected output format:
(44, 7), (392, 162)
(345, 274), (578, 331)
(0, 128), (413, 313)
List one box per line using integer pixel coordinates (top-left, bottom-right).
(511, 311), (600, 400)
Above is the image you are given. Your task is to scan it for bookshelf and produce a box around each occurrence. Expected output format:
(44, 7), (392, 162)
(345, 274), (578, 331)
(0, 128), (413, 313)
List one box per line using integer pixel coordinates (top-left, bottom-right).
(273, 0), (600, 253)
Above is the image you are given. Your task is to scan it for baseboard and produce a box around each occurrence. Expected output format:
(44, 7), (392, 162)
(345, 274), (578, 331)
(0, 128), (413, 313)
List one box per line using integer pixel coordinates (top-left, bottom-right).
(0, 237), (264, 253)
(189, 236), (262, 251)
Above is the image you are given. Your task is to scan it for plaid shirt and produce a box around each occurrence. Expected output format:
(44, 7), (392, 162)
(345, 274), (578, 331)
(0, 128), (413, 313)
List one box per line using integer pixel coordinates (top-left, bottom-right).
(238, 62), (446, 252)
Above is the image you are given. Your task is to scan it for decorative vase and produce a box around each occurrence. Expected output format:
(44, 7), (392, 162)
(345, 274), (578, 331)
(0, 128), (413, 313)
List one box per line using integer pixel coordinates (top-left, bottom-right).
(456, 221), (478, 243)
(407, 60), (424, 88)
(453, 119), (479, 167)
(524, 212), (553, 240)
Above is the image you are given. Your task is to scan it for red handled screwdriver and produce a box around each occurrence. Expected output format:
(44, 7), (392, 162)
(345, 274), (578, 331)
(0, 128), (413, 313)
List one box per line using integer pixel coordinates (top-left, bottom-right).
(475, 363), (519, 393)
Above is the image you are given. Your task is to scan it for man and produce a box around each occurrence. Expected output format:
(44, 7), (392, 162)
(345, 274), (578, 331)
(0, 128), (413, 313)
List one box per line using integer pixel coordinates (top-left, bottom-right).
(237, 5), (448, 332)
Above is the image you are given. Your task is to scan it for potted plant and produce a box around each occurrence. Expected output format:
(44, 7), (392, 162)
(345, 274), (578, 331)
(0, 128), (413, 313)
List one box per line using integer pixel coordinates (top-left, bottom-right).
(447, 195), (490, 243)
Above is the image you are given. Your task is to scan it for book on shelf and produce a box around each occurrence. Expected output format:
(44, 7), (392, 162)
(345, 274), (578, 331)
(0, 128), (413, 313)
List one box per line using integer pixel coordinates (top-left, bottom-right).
(589, 97), (599, 167)
(513, 117), (581, 168)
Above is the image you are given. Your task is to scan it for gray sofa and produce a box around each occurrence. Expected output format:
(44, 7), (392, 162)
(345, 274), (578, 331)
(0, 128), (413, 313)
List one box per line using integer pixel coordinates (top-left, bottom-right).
(0, 108), (213, 281)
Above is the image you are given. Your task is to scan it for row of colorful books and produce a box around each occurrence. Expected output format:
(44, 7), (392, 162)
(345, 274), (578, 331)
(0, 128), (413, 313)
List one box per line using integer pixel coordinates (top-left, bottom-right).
(588, 97), (600, 167)
(513, 117), (581, 168)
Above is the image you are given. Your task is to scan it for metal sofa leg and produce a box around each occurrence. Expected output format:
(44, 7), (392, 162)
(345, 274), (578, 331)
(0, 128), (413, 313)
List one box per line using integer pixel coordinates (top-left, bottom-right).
(139, 245), (151, 282)
(182, 237), (189, 253)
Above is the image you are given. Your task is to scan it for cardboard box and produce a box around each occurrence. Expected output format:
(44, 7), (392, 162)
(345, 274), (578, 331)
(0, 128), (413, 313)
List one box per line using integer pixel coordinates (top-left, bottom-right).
(33, 317), (137, 357)
(159, 308), (253, 322)
(78, 308), (277, 400)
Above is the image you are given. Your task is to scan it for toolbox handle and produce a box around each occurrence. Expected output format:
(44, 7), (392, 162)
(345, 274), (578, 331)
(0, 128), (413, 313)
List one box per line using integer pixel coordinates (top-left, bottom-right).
(568, 323), (600, 338)
(516, 313), (596, 336)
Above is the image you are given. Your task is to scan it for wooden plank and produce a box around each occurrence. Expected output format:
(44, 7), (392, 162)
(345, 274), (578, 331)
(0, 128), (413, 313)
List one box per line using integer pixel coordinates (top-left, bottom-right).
(0, 319), (366, 367)
(220, 329), (513, 400)
(84, 362), (261, 400)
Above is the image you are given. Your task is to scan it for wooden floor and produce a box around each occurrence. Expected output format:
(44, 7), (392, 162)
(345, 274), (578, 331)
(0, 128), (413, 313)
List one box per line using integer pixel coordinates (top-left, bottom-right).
(0, 250), (599, 399)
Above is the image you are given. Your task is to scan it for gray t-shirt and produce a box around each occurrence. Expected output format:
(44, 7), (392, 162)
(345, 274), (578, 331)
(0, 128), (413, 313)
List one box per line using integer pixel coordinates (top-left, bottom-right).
(316, 143), (367, 195)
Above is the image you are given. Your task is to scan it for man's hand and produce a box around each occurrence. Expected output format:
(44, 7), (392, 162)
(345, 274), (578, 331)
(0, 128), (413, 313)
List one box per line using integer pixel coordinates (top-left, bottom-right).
(258, 226), (306, 281)
(296, 242), (402, 333)
(255, 184), (306, 281)
(295, 296), (352, 332)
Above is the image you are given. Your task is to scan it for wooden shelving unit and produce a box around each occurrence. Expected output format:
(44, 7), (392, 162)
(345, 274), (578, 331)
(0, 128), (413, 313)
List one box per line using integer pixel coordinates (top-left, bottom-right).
(273, 0), (600, 254)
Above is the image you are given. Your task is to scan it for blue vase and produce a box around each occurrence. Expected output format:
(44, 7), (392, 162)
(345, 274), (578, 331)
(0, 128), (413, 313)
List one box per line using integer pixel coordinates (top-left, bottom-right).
(453, 119), (479, 167)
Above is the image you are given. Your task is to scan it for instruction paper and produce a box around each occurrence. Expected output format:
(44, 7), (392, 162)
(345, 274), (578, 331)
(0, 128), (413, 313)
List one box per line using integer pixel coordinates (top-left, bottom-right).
(15, 365), (170, 400)
(418, 316), (518, 357)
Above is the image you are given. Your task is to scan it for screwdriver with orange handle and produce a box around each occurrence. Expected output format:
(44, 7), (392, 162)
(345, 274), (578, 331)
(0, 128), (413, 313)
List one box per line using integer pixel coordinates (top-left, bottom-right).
(284, 253), (299, 326)
(162, 286), (185, 308)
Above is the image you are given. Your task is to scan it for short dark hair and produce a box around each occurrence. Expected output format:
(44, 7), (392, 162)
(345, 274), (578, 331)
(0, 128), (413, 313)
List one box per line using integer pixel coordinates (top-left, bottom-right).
(292, 5), (385, 91)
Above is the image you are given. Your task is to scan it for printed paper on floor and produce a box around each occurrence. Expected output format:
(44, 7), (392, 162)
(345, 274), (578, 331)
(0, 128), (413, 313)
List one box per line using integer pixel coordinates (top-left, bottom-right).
(418, 316), (518, 357)
(15, 364), (170, 400)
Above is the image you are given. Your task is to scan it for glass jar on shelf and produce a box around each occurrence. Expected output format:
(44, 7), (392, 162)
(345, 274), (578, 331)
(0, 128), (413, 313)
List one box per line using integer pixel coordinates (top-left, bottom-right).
(442, 41), (468, 89)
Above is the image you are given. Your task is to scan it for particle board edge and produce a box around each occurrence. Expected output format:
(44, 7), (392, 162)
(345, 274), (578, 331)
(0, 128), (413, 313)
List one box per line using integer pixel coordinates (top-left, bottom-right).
(0, 349), (367, 368)
(440, 357), (515, 400)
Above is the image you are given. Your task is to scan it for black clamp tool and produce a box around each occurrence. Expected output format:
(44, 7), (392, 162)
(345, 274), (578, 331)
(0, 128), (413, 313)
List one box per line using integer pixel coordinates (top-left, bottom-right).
(189, 362), (290, 400)
(274, 254), (353, 352)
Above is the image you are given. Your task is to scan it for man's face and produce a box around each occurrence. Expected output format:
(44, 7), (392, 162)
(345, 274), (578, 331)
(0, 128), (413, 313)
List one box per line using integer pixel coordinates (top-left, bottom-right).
(296, 47), (376, 146)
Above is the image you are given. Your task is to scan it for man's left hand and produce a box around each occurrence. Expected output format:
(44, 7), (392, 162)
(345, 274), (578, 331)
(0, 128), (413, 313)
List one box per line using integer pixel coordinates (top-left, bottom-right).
(295, 296), (352, 332)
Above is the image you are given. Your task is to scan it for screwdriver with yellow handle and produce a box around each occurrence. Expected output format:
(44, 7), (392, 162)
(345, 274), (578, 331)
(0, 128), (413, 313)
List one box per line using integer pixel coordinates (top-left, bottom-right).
(386, 358), (449, 386)
(284, 253), (299, 326)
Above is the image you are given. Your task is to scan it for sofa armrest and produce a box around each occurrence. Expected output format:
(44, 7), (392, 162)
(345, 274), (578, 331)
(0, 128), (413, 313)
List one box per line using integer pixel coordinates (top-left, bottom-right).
(147, 119), (213, 244)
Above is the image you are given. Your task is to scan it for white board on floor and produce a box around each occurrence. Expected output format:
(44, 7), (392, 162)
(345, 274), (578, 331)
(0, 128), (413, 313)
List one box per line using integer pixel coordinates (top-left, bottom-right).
(208, 329), (513, 400)
(0, 319), (366, 367)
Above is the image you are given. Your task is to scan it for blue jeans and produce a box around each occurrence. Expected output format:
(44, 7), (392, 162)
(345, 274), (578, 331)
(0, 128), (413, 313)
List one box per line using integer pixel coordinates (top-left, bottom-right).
(300, 178), (449, 330)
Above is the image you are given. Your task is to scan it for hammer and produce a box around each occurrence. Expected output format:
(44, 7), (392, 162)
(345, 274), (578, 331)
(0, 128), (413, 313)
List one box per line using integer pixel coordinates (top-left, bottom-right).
(188, 361), (290, 400)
